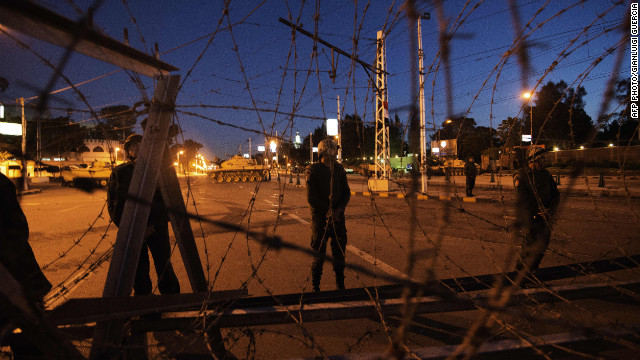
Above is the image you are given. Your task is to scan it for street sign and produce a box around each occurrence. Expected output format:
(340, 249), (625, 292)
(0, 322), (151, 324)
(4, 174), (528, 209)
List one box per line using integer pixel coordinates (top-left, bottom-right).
(0, 121), (21, 135)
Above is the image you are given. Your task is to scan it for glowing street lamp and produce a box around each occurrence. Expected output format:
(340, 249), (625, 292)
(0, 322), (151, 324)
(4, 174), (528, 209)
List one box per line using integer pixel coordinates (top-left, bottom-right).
(177, 150), (184, 174)
(115, 147), (120, 162)
(522, 91), (534, 143)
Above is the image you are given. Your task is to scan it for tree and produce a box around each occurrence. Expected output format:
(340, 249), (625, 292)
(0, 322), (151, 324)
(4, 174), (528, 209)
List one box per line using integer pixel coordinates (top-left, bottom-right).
(498, 117), (523, 147)
(458, 126), (498, 161)
(389, 113), (407, 157)
(90, 105), (137, 140)
(528, 81), (594, 147)
(0, 115), (87, 159)
(599, 79), (638, 144)
(174, 139), (203, 171)
(340, 114), (365, 160)
(36, 116), (87, 157)
(431, 117), (477, 142)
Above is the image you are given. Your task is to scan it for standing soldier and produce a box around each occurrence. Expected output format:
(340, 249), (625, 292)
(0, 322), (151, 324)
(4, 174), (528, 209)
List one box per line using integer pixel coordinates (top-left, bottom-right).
(1, 172), (52, 359)
(306, 139), (350, 292)
(464, 156), (477, 197)
(107, 134), (180, 296)
(513, 147), (560, 286)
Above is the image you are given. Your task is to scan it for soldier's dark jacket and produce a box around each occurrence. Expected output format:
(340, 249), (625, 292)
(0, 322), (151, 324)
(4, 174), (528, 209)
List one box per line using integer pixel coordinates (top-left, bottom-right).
(464, 161), (477, 178)
(107, 162), (169, 227)
(0, 173), (51, 302)
(306, 162), (350, 222)
(514, 167), (560, 220)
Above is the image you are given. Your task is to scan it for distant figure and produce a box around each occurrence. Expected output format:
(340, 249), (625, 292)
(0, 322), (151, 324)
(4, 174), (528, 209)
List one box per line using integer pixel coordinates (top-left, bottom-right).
(107, 134), (180, 295)
(513, 147), (560, 286)
(306, 139), (351, 292)
(0, 172), (52, 358)
(464, 157), (477, 197)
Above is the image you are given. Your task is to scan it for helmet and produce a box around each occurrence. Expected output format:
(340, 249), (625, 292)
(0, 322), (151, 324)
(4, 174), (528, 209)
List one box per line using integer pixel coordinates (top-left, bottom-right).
(124, 134), (143, 153)
(527, 147), (546, 163)
(318, 139), (338, 158)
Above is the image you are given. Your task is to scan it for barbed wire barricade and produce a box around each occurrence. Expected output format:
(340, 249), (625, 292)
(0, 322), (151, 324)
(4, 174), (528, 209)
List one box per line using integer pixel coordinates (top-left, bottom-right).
(1, 0), (638, 359)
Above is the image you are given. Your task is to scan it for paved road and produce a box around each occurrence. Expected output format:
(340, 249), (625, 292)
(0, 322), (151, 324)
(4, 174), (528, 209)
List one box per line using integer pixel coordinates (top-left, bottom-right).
(16, 176), (640, 358)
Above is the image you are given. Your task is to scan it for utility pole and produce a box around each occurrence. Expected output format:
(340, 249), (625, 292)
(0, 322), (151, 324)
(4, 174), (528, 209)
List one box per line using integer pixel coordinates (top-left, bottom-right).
(19, 97), (28, 191)
(310, 132), (313, 163)
(248, 138), (252, 158)
(337, 95), (342, 163)
(36, 114), (41, 176)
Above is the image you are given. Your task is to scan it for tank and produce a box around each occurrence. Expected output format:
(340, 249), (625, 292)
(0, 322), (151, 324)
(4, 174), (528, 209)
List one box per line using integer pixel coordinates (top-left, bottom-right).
(208, 155), (269, 183)
(61, 161), (112, 187)
(443, 159), (466, 175)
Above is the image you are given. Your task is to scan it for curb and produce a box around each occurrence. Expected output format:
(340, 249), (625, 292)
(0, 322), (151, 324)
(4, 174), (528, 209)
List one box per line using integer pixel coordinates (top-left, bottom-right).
(350, 191), (491, 203)
(17, 189), (42, 196)
(280, 180), (638, 199)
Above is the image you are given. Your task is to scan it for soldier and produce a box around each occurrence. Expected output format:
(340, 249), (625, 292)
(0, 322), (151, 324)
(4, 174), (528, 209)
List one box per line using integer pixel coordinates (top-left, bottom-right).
(0, 172), (52, 358)
(106, 134), (180, 295)
(464, 156), (477, 197)
(513, 147), (560, 286)
(306, 139), (351, 292)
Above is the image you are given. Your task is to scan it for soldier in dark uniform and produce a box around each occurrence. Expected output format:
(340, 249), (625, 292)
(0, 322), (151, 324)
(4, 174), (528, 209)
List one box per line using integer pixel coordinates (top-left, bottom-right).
(106, 134), (180, 295)
(306, 139), (350, 292)
(0, 172), (52, 358)
(513, 147), (560, 286)
(464, 157), (477, 197)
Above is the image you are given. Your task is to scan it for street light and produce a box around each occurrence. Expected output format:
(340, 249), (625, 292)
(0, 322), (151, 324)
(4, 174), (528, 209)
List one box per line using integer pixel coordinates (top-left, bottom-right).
(269, 140), (278, 166)
(522, 91), (533, 144)
(115, 147), (120, 163)
(177, 150), (184, 174)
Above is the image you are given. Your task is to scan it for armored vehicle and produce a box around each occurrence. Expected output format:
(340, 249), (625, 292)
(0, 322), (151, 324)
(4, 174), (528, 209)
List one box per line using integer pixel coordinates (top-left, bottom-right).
(61, 161), (112, 187)
(208, 155), (269, 183)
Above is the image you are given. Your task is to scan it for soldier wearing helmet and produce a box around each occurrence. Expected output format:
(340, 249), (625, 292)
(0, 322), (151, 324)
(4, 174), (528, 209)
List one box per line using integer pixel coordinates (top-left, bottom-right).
(305, 138), (350, 291)
(512, 146), (559, 287)
(106, 133), (180, 295)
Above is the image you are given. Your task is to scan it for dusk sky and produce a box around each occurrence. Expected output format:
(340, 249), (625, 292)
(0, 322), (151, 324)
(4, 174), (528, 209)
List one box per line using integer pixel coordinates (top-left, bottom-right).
(0, 0), (630, 160)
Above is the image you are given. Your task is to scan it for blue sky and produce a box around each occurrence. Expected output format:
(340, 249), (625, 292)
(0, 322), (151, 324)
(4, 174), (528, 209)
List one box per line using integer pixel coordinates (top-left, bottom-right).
(0, 0), (631, 160)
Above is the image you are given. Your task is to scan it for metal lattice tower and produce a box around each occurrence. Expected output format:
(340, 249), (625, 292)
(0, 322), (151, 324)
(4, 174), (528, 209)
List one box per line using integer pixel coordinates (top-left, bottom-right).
(418, 16), (427, 193)
(374, 30), (390, 179)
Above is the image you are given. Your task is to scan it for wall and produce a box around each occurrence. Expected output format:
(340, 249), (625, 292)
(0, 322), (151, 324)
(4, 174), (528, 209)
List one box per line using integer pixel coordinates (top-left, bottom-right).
(547, 145), (640, 167)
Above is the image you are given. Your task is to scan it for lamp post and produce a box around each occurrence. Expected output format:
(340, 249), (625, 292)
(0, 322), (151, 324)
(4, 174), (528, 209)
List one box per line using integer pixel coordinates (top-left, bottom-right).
(177, 150), (184, 174)
(114, 147), (120, 164)
(270, 139), (277, 167)
(522, 92), (533, 145)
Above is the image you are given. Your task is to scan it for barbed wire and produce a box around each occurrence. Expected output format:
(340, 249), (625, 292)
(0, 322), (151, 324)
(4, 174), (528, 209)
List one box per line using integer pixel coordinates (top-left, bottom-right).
(3, 0), (638, 358)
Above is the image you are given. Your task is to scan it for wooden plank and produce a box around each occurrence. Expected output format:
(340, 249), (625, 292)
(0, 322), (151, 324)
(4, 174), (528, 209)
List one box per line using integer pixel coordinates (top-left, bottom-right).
(90, 75), (180, 359)
(288, 326), (640, 360)
(0, 0), (178, 78)
(158, 165), (230, 358)
(130, 280), (640, 331)
(159, 166), (208, 292)
(0, 263), (84, 359)
(169, 253), (640, 310)
(48, 290), (247, 325)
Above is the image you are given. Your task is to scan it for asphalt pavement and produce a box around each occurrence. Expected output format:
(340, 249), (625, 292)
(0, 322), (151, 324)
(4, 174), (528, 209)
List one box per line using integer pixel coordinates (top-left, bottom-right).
(12, 173), (640, 359)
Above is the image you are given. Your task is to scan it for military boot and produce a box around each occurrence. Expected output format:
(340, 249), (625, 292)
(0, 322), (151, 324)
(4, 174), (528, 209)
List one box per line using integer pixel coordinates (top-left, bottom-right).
(336, 272), (345, 290)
